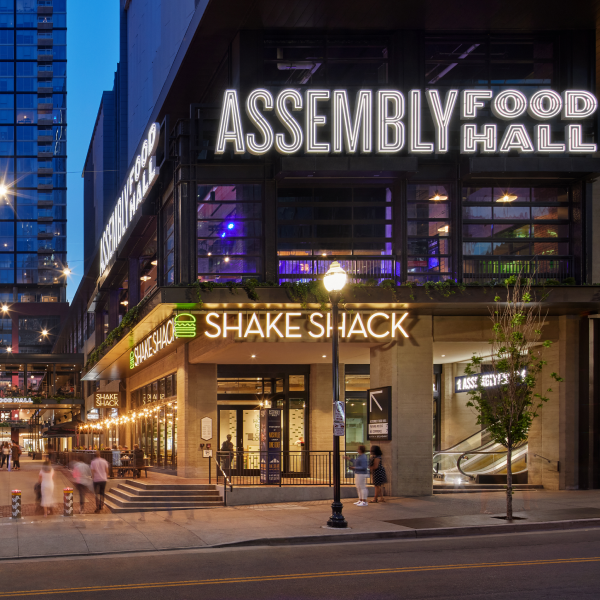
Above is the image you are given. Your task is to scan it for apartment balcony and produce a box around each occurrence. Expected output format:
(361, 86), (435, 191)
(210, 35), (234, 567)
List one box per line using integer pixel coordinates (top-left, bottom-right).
(37, 67), (52, 77)
(37, 22), (52, 30)
(37, 183), (53, 191)
(37, 86), (52, 94)
(37, 152), (53, 159)
(37, 102), (53, 111)
(38, 7), (53, 15)
(38, 117), (53, 125)
(37, 135), (53, 143)
(37, 39), (53, 46)
(37, 53), (53, 61)
(37, 168), (53, 176)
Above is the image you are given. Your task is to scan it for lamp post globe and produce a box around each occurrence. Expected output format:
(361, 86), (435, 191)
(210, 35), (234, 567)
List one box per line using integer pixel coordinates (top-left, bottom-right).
(323, 261), (347, 293)
(324, 260), (348, 529)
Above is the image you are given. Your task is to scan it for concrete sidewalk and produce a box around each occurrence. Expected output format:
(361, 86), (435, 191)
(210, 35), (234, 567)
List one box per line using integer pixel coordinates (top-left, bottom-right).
(1, 478), (600, 558)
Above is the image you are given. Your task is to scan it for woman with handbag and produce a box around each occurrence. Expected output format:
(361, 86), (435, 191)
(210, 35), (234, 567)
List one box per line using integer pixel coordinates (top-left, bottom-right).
(369, 445), (387, 503)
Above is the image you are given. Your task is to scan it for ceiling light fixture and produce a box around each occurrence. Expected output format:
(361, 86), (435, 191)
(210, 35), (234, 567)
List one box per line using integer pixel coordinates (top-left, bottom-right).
(496, 192), (518, 203)
(429, 190), (448, 201)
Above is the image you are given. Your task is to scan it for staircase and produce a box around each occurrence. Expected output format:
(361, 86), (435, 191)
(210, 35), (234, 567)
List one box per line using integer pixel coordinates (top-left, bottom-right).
(104, 480), (224, 513)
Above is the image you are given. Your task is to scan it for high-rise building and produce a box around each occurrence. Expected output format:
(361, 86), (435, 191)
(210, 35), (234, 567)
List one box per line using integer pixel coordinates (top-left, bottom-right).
(0, 0), (69, 354)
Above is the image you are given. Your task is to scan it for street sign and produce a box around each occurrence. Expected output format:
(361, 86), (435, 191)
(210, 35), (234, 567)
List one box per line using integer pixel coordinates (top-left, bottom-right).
(367, 386), (392, 440)
(333, 400), (345, 436)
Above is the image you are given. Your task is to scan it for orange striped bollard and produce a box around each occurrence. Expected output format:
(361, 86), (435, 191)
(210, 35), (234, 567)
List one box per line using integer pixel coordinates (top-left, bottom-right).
(64, 487), (74, 517)
(11, 489), (21, 519)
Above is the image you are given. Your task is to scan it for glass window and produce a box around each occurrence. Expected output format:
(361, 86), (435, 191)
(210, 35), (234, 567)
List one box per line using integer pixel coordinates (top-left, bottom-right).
(162, 196), (174, 285)
(197, 184), (263, 283)
(277, 186), (392, 283)
(406, 184), (452, 282)
(462, 186), (572, 284)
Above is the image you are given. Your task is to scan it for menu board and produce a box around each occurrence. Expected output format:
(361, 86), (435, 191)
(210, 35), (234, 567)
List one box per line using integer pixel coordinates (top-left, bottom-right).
(260, 409), (281, 485)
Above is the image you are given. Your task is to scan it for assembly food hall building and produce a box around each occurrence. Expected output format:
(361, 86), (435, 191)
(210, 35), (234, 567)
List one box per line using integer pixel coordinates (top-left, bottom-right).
(55, 1), (600, 497)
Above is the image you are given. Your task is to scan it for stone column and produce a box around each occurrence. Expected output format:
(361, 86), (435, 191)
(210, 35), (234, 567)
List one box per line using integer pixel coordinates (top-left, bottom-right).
(309, 363), (344, 452)
(370, 315), (433, 497)
(177, 344), (217, 479)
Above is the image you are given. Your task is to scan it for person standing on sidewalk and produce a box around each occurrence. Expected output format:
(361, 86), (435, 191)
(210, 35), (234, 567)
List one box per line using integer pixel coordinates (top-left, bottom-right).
(133, 444), (144, 478)
(1, 442), (9, 469)
(348, 445), (369, 506)
(369, 445), (387, 503)
(90, 450), (109, 513)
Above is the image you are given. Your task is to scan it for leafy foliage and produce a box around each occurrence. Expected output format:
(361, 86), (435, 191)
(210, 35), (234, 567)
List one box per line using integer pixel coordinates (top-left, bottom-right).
(463, 274), (562, 519)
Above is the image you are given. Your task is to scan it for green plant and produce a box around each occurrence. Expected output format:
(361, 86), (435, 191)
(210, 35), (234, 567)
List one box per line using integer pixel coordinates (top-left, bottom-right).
(463, 273), (562, 521)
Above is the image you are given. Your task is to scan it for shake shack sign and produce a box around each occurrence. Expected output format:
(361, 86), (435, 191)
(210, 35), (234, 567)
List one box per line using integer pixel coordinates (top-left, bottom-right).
(94, 392), (121, 408)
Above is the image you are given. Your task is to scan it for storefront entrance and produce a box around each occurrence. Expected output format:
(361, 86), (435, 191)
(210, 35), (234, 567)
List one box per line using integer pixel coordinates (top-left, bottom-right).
(217, 367), (308, 476)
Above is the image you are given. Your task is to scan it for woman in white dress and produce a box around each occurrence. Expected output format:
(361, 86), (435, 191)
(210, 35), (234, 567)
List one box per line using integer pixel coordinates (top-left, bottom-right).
(38, 460), (54, 517)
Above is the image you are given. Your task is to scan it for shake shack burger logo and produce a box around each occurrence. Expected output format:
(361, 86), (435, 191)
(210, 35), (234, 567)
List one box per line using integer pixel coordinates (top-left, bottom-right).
(174, 313), (196, 338)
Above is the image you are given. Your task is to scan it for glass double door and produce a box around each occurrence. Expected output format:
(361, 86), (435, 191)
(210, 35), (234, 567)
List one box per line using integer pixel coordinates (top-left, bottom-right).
(138, 404), (177, 469)
(219, 407), (261, 474)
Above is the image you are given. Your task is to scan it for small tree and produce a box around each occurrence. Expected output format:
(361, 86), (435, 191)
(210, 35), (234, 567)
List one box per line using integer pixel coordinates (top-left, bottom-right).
(464, 274), (562, 520)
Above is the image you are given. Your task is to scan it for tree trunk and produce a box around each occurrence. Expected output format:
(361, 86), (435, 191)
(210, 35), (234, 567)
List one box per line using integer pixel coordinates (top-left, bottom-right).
(506, 444), (513, 521)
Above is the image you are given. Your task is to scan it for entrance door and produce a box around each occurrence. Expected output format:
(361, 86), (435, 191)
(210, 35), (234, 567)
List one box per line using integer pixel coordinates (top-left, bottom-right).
(218, 407), (261, 475)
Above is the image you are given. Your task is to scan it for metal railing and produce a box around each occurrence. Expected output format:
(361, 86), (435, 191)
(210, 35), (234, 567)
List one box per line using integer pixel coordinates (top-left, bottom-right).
(210, 450), (371, 487)
(462, 256), (573, 284)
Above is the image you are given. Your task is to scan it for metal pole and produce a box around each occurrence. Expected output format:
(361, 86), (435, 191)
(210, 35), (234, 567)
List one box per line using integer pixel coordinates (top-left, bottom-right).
(327, 292), (347, 528)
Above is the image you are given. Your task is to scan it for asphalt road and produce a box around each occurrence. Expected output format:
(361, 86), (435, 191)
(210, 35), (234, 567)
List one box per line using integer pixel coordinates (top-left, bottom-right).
(1, 528), (600, 599)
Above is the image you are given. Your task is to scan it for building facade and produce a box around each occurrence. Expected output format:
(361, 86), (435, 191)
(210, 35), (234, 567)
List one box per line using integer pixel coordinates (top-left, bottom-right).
(57, 0), (600, 497)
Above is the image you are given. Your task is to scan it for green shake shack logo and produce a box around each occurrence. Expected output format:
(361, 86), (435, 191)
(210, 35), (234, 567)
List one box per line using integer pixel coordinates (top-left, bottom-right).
(174, 313), (196, 338)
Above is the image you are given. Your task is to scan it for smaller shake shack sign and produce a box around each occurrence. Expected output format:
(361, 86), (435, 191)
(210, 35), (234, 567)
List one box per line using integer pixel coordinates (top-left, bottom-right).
(94, 392), (121, 408)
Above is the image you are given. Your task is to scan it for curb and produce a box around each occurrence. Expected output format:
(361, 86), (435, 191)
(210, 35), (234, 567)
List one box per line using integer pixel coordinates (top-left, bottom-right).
(210, 517), (600, 548)
(1, 517), (599, 560)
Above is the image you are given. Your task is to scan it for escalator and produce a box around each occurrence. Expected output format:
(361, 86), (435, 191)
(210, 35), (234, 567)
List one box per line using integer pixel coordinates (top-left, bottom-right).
(433, 428), (529, 485)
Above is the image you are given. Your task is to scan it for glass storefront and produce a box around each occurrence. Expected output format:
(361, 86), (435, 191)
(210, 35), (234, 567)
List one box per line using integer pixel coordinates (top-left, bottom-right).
(130, 373), (178, 469)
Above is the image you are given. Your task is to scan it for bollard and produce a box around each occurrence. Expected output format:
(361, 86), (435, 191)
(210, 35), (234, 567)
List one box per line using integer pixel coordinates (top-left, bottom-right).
(63, 487), (74, 517)
(11, 490), (21, 519)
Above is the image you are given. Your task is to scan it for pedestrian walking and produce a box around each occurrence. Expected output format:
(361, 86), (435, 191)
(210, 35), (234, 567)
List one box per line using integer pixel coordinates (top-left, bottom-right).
(11, 442), (21, 470)
(1, 442), (9, 469)
(90, 450), (109, 513)
(347, 445), (369, 506)
(72, 458), (92, 513)
(38, 459), (55, 517)
(369, 445), (387, 503)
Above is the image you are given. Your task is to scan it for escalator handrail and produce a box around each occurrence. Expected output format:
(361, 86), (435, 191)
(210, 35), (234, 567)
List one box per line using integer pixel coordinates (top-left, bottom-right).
(436, 428), (492, 454)
(456, 446), (527, 479)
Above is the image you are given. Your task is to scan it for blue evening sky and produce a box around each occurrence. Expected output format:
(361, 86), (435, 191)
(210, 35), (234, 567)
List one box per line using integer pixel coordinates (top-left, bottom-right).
(66, 0), (119, 301)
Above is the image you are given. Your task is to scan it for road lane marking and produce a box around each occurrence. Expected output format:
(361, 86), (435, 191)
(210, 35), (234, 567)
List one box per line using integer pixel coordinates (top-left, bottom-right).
(0, 556), (599, 596)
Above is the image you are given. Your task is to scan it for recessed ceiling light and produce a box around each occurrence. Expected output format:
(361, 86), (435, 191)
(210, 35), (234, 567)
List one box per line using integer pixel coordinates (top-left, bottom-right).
(251, 355), (256, 358)
(322, 355), (326, 358)
(441, 355), (446, 357)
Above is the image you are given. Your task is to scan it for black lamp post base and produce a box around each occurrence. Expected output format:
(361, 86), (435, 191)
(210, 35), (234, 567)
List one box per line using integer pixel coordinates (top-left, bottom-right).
(327, 501), (348, 528)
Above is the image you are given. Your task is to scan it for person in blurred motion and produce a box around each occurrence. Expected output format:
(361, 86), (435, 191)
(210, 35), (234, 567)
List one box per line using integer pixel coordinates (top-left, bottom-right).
(38, 459), (54, 517)
(90, 450), (109, 513)
(72, 457), (92, 514)
(11, 442), (21, 470)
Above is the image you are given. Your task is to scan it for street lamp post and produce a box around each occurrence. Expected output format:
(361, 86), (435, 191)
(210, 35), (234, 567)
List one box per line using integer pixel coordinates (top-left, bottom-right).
(323, 261), (348, 529)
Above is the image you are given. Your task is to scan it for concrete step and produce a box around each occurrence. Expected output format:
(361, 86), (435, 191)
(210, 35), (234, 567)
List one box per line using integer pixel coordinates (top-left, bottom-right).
(109, 487), (219, 503)
(115, 483), (221, 497)
(104, 493), (223, 510)
(104, 500), (219, 514)
(126, 480), (216, 491)
(433, 484), (543, 494)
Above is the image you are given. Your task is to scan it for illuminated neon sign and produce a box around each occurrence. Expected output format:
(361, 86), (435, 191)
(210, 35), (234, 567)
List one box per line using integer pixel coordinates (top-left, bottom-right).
(130, 311), (411, 369)
(100, 122), (161, 276)
(216, 88), (597, 157)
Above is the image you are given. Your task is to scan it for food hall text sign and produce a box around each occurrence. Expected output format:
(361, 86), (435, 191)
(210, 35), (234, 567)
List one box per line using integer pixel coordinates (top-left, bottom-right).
(216, 88), (598, 156)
